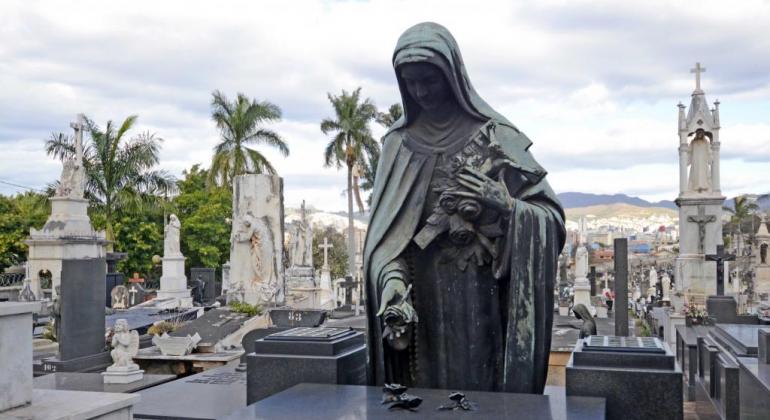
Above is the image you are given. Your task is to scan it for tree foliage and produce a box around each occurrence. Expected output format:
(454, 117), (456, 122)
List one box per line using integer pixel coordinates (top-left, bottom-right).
(0, 192), (49, 270)
(173, 164), (232, 269)
(312, 226), (349, 280)
(208, 90), (289, 187)
(45, 115), (175, 248)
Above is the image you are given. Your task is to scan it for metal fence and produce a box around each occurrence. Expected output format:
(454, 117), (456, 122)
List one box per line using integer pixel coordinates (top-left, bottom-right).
(0, 273), (25, 287)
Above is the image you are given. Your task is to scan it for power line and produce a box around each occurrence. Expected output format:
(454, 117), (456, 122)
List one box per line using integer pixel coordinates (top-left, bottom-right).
(0, 178), (45, 192)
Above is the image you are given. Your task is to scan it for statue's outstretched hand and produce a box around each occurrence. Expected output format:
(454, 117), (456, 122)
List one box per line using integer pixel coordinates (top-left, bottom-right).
(377, 281), (417, 350)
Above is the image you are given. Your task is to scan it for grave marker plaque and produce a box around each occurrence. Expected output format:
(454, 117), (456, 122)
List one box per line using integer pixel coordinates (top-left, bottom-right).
(247, 327), (366, 404)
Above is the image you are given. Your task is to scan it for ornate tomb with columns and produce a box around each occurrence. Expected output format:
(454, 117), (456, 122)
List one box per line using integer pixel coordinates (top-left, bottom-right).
(25, 114), (108, 299)
(674, 63), (727, 310)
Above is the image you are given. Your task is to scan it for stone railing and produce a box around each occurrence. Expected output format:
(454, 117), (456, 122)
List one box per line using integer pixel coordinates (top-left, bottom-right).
(0, 273), (25, 287)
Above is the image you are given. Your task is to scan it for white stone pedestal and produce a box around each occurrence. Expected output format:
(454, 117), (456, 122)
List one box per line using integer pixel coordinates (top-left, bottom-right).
(157, 255), (191, 308)
(674, 196), (724, 310)
(26, 197), (107, 298)
(0, 302), (40, 412)
(102, 364), (144, 384)
(573, 280), (594, 315)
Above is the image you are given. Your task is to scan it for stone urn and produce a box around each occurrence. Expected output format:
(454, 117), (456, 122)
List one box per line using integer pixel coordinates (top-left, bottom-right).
(152, 332), (201, 356)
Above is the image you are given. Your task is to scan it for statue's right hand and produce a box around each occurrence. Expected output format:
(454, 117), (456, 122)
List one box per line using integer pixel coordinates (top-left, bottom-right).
(376, 280), (407, 317)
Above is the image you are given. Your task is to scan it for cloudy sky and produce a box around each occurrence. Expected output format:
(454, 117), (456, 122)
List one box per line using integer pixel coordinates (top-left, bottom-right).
(1, 0), (769, 211)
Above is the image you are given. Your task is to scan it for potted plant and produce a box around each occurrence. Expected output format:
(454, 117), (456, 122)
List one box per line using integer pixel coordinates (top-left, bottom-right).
(683, 304), (710, 326)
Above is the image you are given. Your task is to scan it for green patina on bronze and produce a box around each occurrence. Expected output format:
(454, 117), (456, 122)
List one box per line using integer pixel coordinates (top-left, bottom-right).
(364, 22), (565, 394)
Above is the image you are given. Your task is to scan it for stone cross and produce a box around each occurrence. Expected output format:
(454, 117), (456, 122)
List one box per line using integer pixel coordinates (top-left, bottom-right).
(706, 245), (736, 296)
(128, 286), (138, 306)
(688, 205), (716, 254)
(691, 62), (706, 90)
(319, 237), (333, 269)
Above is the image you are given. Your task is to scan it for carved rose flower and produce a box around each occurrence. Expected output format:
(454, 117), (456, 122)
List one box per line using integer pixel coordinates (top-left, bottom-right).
(448, 215), (475, 246)
(457, 198), (482, 221)
(438, 191), (459, 214)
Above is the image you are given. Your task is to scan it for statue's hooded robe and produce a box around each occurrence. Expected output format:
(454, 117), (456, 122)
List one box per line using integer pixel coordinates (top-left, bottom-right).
(364, 22), (565, 394)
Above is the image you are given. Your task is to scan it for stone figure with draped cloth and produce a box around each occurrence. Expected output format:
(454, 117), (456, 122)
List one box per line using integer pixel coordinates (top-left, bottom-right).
(364, 22), (566, 394)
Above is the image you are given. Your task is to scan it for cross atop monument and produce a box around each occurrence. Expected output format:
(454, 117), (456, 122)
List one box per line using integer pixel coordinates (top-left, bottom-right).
(687, 205), (716, 254)
(705, 245), (736, 296)
(319, 237), (333, 269)
(691, 62), (706, 91)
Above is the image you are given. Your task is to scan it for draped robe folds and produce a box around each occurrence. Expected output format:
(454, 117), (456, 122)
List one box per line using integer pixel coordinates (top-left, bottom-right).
(364, 123), (565, 393)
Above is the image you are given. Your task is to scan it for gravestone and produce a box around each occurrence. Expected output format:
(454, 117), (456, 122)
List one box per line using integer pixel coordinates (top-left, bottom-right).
(111, 285), (129, 309)
(105, 273), (124, 307)
(191, 267), (217, 304)
(230, 174), (285, 305)
(589, 266), (597, 297)
(246, 327), (366, 403)
(614, 238), (629, 336)
(566, 335), (683, 420)
(127, 283), (147, 307)
(269, 308), (327, 328)
(59, 258), (107, 361)
(738, 328), (770, 419)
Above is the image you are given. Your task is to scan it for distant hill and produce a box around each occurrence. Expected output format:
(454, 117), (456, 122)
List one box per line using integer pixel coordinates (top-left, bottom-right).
(557, 192), (677, 210)
(565, 203), (678, 221)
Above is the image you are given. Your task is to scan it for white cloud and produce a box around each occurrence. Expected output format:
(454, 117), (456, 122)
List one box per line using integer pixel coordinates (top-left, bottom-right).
(1, 0), (769, 211)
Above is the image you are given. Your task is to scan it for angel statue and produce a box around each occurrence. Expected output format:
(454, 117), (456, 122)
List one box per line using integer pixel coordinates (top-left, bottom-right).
(109, 319), (140, 370)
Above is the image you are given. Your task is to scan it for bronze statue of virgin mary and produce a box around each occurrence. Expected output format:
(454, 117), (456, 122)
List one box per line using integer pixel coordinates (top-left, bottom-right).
(363, 22), (565, 394)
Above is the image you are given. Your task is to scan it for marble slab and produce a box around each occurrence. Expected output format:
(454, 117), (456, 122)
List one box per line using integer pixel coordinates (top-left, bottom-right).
(133, 362), (245, 420)
(34, 372), (175, 393)
(712, 324), (767, 357)
(224, 383), (606, 420)
(1, 388), (138, 420)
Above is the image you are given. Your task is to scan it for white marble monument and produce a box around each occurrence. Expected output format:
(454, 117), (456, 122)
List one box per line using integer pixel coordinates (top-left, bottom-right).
(674, 63), (725, 310)
(572, 245), (594, 314)
(25, 114), (108, 298)
(229, 174), (284, 305)
(102, 319), (143, 384)
(754, 214), (770, 296)
(0, 302), (138, 418)
(156, 214), (192, 308)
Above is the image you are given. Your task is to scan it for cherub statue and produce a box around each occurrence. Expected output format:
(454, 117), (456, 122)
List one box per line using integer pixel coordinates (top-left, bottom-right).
(109, 319), (140, 369)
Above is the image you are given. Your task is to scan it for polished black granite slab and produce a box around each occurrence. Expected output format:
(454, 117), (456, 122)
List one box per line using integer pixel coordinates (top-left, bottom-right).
(737, 357), (770, 420)
(34, 372), (175, 393)
(133, 362), (246, 420)
(223, 383), (605, 420)
(711, 324), (767, 357)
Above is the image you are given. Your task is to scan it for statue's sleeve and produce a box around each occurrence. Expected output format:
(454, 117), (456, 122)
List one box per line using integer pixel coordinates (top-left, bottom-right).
(494, 156), (566, 394)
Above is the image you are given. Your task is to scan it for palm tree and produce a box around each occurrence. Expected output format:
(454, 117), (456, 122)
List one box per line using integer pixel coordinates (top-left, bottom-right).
(723, 195), (759, 252)
(208, 90), (289, 187)
(321, 87), (378, 276)
(46, 115), (175, 250)
(375, 103), (403, 128)
(361, 103), (404, 206)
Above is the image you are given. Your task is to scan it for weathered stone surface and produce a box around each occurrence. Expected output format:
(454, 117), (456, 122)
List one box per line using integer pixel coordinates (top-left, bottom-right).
(229, 174), (284, 306)
(0, 302), (40, 411)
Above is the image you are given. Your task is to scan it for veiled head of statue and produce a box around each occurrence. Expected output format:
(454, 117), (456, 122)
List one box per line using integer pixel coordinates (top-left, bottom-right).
(391, 22), (513, 131)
